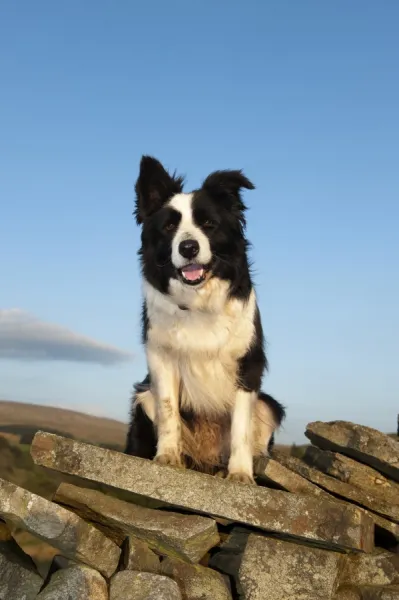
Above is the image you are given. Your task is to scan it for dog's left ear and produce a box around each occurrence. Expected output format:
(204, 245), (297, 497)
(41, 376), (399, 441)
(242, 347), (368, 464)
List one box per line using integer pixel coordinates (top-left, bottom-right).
(134, 156), (185, 224)
(202, 170), (255, 212)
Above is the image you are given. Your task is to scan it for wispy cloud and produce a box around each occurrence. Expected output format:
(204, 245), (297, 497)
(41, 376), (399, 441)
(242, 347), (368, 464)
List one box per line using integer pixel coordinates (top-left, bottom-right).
(0, 309), (133, 366)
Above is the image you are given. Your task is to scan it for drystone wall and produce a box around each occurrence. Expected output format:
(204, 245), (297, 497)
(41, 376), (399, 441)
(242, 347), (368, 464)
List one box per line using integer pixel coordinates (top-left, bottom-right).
(0, 420), (398, 599)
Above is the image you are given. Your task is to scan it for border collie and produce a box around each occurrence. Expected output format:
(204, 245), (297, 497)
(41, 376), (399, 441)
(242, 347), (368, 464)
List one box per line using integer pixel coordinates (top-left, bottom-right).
(125, 156), (285, 484)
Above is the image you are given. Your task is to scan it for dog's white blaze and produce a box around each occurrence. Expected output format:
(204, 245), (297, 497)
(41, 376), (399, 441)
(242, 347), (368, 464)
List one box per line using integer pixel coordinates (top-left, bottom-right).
(167, 193), (212, 270)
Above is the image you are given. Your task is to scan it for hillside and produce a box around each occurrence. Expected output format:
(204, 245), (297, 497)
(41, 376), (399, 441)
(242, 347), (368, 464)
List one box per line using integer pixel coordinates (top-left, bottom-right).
(0, 400), (128, 449)
(0, 401), (130, 574)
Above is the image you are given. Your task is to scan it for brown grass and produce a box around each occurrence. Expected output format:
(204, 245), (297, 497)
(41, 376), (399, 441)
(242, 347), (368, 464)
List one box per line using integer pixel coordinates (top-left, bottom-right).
(0, 400), (128, 448)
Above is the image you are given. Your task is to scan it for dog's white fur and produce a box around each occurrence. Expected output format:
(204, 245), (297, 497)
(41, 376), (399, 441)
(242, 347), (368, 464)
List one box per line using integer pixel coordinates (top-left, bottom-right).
(168, 193), (212, 269)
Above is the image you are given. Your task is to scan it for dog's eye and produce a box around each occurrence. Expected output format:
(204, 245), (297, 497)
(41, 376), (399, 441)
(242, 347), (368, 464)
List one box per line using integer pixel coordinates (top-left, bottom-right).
(165, 223), (176, 232)
(203, 219), (216, 228)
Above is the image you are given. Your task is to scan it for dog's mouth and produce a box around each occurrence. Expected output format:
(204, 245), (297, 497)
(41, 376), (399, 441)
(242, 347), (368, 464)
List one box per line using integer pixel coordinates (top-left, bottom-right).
(178, 264), (208, 286)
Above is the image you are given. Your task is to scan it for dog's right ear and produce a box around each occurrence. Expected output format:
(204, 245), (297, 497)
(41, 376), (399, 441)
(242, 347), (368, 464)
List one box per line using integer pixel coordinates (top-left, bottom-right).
(134, 156), (185, 224)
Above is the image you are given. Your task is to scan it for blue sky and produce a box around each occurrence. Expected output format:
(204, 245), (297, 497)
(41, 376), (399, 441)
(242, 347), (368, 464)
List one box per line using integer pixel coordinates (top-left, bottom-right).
(1, 1), (398, 443)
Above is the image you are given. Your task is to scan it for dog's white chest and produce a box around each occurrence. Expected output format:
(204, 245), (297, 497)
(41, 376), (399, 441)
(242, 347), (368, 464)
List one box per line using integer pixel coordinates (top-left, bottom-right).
(144, 281), (256, 414)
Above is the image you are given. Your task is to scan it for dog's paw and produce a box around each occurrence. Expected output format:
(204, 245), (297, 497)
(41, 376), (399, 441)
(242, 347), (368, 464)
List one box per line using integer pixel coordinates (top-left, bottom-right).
(226, 471), (256, 485)
(154, 451), (184, 468)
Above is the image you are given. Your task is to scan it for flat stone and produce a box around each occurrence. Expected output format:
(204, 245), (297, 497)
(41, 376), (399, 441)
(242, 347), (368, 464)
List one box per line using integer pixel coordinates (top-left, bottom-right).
(339, 549), (399, 586)
(306, 421), (399, 482)
(335, 585), (399, 599)
(0, 477), (120, 578)
(110, 570), (182, 600)
(303, 446), (399, 507)
(208, 527), (251, 596)
(41, 555), (75, 588)
(255, 455), (330, 495)
(371, 513), (399, 547)
(0, 518), (12, 541)
(54, 482), (219, 563)
(0, 537), (43, 600)
(37, 565), (108, 599)
(273, 452), (399, 544)
(274, 451), (399, 523)
(121, 535), (160, 572)
(160, 556), (232, 600)
(31, 432), (375, 553)
(239, 534), (344, 600)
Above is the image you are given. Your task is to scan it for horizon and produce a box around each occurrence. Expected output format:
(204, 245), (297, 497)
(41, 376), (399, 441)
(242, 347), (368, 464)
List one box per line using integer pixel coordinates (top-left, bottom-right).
(1, 1), (398, 444)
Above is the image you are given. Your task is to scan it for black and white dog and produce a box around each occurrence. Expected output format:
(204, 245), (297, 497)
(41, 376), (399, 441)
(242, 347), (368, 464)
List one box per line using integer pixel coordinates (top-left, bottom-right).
(125, 156), (285, 484)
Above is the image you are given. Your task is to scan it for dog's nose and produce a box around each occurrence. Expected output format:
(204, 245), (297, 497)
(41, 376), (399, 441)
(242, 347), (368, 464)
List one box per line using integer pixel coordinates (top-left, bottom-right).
(179, 239), (200, 259)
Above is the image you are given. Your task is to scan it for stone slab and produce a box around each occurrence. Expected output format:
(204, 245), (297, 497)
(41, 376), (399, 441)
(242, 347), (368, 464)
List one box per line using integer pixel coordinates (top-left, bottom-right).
(306, 421), (399, 482)
(255, 455), (331, 496)
(303, 446), (399, 506)
(0, 477), (120, 578)
(0, 518), (12, 541)
(335, 585), (399, 600)
(121, 535), (160, 572)
(31, 432), (375, 553)
(110, 570), (182, 600)
(37, 565), (108, 600)
(239, 534), (344, 600)
(208, 527), (252, 597)
(160, 556), (232, 600)
(54, 482), (219, 563)
(0, 537), (43, 600)
(339, 548), (399, 587)
(274, 451), (399, 522)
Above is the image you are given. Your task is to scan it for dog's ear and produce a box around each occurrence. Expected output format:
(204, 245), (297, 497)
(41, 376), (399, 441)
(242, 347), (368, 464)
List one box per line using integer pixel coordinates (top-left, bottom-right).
(134, 156), (185, 224)
(202, 169), (255, 212)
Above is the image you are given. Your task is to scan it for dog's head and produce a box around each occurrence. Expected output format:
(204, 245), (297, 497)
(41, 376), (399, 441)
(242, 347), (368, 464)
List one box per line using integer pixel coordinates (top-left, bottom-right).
(135, 155), (254, 295)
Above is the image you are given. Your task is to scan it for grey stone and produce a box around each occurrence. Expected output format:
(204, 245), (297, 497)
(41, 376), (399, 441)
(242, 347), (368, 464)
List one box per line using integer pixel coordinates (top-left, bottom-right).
(273, 451), (399, 542)
(121, 535), (160, 572)
(255, 455), (331, 495)
(306, 421), (399, 482)
(110, 570), (182, 600)
(0, 518), (12, 540)
(339, 549), (399, 586)
(160, 556), (233, 600)
(42, 555), (74, 589)
(37, 565), (108, 599)
(335, 585), (399, 600)
(304, 446), (399, 507)
(0, 477), (120, 578)
(0, 537), (43, 600)
(371, 514), (399, 547)
(273, 451), (399, 522)
(208, 528), (251, 596)
(239, 534), (344, 600)
(54, 482), (219, 563)
(31, 432), (375, 553)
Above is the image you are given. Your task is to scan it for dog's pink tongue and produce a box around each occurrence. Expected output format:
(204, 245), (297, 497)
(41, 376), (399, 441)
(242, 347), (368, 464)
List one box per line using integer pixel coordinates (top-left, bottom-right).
(181, 264), (203, 281)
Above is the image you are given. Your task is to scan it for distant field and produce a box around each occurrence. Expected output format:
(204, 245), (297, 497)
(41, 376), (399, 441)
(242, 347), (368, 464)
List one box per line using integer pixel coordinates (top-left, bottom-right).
(0, 400), (128, 449)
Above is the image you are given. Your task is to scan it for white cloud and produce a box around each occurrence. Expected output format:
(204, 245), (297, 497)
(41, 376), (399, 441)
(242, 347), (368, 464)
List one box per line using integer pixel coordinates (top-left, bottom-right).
(0, 309), (133, 366)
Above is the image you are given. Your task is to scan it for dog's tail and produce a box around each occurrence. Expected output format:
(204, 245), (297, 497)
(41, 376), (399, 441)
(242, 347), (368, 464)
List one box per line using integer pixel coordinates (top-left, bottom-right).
(258, 391), (286, 452)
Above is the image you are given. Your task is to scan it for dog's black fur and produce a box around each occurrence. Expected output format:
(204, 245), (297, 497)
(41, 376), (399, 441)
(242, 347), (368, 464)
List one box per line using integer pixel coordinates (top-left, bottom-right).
(125, 156), (285, 475)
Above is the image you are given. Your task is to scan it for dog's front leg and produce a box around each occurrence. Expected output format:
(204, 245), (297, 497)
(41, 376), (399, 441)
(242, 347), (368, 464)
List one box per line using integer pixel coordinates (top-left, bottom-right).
(227, 389), (256, 484)
(147, 346), (183, 468)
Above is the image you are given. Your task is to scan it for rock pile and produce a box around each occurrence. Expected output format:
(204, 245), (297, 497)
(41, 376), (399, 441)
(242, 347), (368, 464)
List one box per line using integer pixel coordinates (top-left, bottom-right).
(0, 420), (397, 599)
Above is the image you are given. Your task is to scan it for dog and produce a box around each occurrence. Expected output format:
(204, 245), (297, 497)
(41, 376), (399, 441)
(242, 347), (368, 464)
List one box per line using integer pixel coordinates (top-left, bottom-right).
(125, 156), (285, 483)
